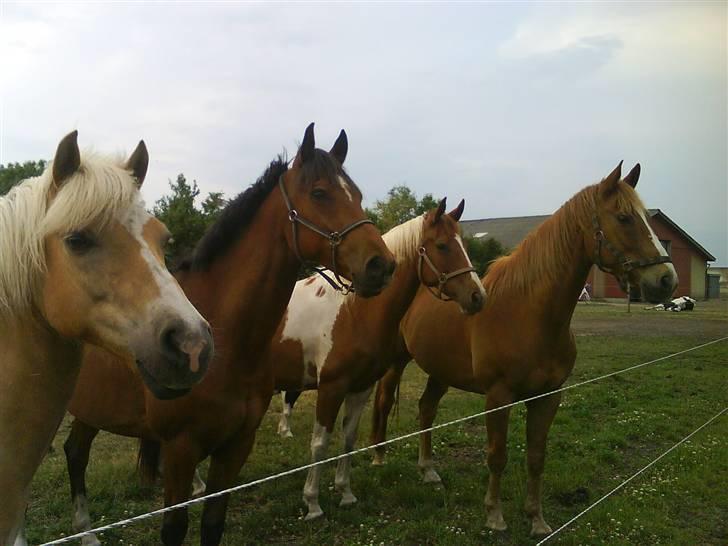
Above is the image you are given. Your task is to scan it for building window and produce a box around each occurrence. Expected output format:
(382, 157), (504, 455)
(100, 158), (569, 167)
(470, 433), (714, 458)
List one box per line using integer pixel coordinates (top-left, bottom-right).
(659, 239), (672, 256)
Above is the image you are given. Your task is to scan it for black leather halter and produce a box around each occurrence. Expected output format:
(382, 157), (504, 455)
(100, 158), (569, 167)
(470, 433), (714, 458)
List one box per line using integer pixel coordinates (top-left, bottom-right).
(591, 213), (672, 288)
(279, 176), (374, 294)
(417, 245), (476, 301)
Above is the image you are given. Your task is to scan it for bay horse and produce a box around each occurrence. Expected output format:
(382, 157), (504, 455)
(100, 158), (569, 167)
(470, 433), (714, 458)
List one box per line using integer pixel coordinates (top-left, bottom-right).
(0, 131), (212, 545)
(269, 199), (485, 521)
(62, 124), (396, 546)
(369, 162), (678, 536)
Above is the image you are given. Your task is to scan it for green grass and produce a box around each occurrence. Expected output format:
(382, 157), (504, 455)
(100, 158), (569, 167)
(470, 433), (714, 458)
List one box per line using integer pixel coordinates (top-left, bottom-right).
(28, 298), (727, 545)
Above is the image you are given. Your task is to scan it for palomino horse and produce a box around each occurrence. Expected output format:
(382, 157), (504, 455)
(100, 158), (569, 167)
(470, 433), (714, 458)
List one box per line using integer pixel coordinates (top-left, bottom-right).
(0, 132), (212, 545)
(369, 162), (678, 536)
(270, 199), (485, 521)
(62, 124), (396, 546)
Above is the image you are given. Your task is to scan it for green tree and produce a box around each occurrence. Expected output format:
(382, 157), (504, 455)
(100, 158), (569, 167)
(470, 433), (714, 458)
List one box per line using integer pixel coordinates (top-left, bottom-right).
(366, 185), (439, 232)
(464, 236), (507, 276)
(153, 174), (226, 263)
(0, 160), (47, 196)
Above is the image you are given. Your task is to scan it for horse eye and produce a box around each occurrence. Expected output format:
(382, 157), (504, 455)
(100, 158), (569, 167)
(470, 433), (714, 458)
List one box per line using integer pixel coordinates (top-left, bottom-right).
(65, 231), (96, 254)
(436, 242), (449, 252)
(311, 188), (327, 200)
(617, 214), (633, 225)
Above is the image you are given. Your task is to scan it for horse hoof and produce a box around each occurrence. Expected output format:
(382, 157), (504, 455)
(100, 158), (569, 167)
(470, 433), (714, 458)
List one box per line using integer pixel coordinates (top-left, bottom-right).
(485, 514), (507, 532)
(371, 455), (385, 466)
(339, 493), (358, 507)
(530, 520), (553, 536)
(304, 508), (324, 521)
(81, 535), (101, 546)
(422, 468), (442, 485)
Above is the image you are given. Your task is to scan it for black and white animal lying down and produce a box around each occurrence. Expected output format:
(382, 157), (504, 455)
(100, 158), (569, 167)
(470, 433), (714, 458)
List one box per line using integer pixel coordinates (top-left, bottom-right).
(645, 296), (696, 312)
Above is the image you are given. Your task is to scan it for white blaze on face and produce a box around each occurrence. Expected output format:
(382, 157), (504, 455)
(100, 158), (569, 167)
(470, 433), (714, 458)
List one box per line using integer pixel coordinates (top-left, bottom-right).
(119, 197), (207, 329)
(637, 209), (677, 276)
(455, 234), (486, 298)
(337, 175), (353, 202)
(280, 275), (347, 386)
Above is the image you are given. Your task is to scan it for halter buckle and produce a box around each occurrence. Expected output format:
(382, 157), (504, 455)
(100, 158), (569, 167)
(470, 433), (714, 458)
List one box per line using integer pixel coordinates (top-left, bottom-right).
(594, 230), (605, 241)
(288, 210), (298, 222)
(329, 232), (342, 246)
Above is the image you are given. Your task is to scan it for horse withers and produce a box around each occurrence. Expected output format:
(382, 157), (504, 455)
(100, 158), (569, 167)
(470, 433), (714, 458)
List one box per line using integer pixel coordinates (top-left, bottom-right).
(62, 123), (395, 546)
(370, 162), (677, 536)
(0, 131), (212, 545)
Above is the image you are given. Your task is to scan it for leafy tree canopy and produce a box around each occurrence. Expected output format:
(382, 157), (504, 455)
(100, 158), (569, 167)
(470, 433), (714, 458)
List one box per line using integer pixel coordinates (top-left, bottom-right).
(0, 160), (47, 196)
(153, 174), (227, 263)
(366, 185), (439, 232)
(464, 236), (507, 277)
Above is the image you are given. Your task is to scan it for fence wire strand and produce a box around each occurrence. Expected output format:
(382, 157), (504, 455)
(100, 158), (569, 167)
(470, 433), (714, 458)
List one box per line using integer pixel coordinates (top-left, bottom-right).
(41, 336), (727, 545)
(537, 406), (727, 544)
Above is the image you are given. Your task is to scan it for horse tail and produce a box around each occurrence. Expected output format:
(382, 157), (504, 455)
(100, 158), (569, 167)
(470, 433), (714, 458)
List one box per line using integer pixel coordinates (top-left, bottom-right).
(137, 438), (161, 487)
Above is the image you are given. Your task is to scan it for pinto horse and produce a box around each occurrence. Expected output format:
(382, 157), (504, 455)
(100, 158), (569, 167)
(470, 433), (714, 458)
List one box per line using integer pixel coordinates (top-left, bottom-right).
(370, 162), (678, 536)
(0, 132), (212, 545)
(269, 199), (485, 520)
(62, 124), (396, 546)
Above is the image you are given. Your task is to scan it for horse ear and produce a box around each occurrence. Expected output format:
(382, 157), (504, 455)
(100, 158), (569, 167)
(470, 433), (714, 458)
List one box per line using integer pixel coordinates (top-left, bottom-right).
(599, 160), (623, 197)
(52, 130), (81, 187)
(448, 199), (465, 222)
(126, 140), (149, 188)
(623, 163), (640, 188)
(330, 129), (348, 165)
(293, 122), (316, 167)
(432, 197), (447, 223)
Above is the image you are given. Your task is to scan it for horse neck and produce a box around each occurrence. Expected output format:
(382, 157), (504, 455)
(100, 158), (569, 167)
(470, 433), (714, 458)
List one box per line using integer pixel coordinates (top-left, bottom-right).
(183, 186), (299, 367)
(0, 315), (81, 536)
(490, 196), (595, 323)
(357, 248), (422, 336)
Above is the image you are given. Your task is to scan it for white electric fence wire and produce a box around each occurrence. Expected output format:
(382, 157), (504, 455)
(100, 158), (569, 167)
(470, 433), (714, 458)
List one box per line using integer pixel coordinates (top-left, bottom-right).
(537, 406), (728, 545)
(41, 336), (728, 545)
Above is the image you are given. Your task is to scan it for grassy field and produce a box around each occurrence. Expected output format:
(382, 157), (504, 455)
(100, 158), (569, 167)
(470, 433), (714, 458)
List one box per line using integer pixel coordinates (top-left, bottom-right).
(28, 296), (727, 545)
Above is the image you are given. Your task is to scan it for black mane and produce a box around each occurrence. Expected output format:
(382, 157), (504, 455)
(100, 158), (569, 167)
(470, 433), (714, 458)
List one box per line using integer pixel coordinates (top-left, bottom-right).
(185, 149), (359, 271)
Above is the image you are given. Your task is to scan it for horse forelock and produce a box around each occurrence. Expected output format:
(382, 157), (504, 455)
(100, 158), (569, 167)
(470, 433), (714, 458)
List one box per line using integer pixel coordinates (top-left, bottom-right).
(0, 152), (140, 318)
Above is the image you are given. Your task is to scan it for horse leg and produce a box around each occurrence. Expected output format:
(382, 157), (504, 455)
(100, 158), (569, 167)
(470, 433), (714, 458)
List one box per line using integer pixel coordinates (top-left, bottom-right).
(277, 391), (301, 438)
(200, 395), (269, 546)
(63, 419), (101, 546)
(484, 385), (513, 532)
(418, 376), (449, 485)
(334, 387), (373, 506)
(524, 392), (561, 536)
(160, 437), (201, 546)
(370, 366), (403, 466)
(302, 385), (346, 521)
(192, 467), (207, 498)
(11, 510), (27, 546)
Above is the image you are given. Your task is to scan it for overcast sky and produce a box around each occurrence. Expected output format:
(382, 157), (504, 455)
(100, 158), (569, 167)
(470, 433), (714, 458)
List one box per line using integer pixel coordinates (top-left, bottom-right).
(1, 2), (726, 263)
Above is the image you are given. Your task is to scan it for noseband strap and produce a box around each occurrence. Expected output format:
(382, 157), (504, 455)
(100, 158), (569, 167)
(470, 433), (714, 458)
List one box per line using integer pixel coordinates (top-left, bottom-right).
(279, 176), (374, 294)
(591, 213), (672, 288)
(417, 246), (475, 301)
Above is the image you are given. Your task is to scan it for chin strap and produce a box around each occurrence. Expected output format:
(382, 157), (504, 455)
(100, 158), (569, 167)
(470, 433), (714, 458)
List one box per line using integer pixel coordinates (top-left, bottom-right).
(417, 246), (476, 301)
(279, 176), (374, 294)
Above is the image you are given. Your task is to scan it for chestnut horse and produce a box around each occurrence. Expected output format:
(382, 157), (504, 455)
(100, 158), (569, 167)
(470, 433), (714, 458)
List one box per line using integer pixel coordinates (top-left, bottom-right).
(370, 163), (678, 536)
(62, 124), (396, 546)
(269, 199), (485, 521)
(0, 132), (212, 545)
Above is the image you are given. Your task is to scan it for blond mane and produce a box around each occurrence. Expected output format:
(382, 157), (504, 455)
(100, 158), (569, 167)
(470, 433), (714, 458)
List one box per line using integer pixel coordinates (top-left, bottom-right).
(382, 214), (425, 264)
(0, 153), (141, 318)
(484, 179), (646, 299)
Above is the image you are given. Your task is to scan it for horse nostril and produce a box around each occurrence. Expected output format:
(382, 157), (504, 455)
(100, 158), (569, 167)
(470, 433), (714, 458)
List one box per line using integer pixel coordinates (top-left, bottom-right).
(161, 324), (182, 357)
(660, 274), (674, 291)
(471, 290), (484, 309)
(365, 256), (387, 279)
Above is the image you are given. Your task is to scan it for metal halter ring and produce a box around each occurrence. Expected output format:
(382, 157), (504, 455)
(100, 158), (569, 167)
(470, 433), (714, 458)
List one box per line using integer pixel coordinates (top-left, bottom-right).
(279, 175), (374, 293)
(417, 245), (475, 301)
